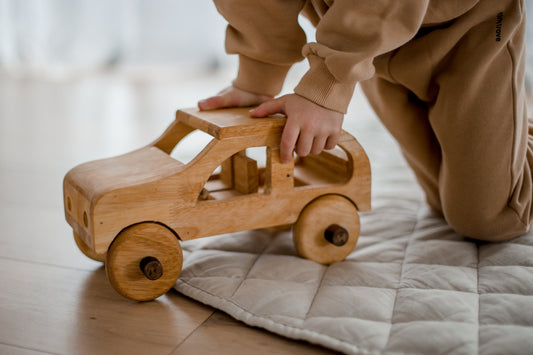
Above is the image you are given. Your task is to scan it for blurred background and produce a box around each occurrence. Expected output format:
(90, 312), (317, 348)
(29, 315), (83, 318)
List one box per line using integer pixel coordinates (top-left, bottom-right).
(0, 0), (318, 169)
(0, 0), (230, 76)
(0, 1), (318, 158)
(0, 0), (319, 83)
(0, 0), (531, 83)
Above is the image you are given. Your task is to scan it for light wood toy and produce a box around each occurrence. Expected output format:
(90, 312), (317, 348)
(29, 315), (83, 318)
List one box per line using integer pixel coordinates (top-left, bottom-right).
(63, 107), (371, 301)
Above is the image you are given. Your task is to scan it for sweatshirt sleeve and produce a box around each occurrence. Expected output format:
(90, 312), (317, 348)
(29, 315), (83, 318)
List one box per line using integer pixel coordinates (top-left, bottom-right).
(295, 0), (430, 113)
(213, 0), (307, 97)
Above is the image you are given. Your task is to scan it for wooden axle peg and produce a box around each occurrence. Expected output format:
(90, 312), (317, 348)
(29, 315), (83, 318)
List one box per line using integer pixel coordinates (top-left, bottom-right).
(324, 224), (349, 246)
(140, 256), (163, 280)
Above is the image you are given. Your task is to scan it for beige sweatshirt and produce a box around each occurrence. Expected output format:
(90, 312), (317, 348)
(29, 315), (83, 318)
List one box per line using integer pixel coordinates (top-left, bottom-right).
(213, 0), (480, 113)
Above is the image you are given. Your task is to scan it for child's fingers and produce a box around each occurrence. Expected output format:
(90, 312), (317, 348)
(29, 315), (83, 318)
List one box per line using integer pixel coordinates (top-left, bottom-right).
(199, 86), (273, 111)
(324, 133), (340, 150)
(295, 131), (314, 157)
(280, 122), (299, 163)
(198, 96), (226, 110)
(311, 135), (328, 155)
(249, 97), (286, 117)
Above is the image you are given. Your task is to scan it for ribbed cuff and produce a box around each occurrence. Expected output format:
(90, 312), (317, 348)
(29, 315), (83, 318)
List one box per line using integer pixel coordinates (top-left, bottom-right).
(233, 55), (292, 97)
(294, 54), (357, 114)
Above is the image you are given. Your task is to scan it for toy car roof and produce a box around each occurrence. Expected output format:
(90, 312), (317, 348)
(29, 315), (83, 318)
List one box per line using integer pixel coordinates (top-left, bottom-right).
(177, 107), (286, 140)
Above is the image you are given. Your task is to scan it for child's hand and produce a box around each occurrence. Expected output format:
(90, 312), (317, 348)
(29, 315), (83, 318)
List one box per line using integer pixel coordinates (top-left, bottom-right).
(198, 86), (272, 110)
(250, 94), (343, 163)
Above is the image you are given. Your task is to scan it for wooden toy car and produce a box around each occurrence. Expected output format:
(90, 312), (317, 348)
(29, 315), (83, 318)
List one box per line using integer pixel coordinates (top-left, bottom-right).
(63, 107), (371, 301)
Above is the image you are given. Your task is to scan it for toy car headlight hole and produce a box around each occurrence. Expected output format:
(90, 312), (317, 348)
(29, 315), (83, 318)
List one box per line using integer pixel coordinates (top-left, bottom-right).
(140, 256), (163, 280)
(83, 211), (89, 228)
(324, 224), (349, 247)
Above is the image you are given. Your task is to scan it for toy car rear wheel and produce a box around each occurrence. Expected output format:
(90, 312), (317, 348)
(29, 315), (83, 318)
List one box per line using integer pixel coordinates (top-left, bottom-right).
(73, 232), (105, 262)
(105, 222), (183, 301)
(293, 195), (360, 265)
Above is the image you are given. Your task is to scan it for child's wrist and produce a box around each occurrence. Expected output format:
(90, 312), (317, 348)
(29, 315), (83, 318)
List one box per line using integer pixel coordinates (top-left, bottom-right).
(235, 55), (292, 97)
(295, 55), (358, 114)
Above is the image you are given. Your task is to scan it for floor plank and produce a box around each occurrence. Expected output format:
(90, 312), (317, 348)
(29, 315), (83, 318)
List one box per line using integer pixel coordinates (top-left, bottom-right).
(0, 205), (101, 271)
(0, 344), (54, 355)
(0, 258), (214, 355)
(171, 311), (341, 355)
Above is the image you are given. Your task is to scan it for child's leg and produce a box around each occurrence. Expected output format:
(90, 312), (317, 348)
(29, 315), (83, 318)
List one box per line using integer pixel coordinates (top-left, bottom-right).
(361, 77), (443, 213)
(362, 0), (531, 241)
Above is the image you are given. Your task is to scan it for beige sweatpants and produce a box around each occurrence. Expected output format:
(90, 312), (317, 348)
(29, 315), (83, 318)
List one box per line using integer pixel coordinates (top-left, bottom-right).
(360, 0), (531, 241)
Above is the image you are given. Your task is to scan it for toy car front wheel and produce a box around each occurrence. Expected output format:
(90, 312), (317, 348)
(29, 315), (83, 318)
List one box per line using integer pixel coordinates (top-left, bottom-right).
(105, 222), (183, 301)
(293, 195), (360, 265)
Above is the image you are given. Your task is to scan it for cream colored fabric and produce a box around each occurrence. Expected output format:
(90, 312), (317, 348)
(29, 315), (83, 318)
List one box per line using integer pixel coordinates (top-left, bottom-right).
(174, 100), (533, 354)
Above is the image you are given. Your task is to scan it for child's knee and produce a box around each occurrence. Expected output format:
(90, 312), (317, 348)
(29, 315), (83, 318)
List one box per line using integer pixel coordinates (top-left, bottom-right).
(443, 202), (528, 242)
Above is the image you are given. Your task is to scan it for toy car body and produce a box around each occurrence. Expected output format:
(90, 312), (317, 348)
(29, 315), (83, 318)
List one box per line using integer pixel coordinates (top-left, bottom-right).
(63, 107), (371, 301)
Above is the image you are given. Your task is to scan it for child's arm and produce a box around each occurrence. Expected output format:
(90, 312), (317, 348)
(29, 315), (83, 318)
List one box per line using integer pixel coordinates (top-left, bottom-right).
(201, 0), (428, 161)
(213, 0), (307, 99)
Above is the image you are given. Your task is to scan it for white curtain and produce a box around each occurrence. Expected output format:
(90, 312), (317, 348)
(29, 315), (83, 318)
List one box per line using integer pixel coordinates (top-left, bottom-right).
(0, 0), (229, 76)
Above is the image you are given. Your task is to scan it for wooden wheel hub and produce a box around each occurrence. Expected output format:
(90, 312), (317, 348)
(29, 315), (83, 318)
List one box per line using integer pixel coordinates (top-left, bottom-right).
(324, 224), (349, 246)
(140, 256), (163, 280)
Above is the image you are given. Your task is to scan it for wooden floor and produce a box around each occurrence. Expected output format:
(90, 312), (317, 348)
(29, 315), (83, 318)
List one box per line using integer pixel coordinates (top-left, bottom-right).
(0, 70), (339, 355)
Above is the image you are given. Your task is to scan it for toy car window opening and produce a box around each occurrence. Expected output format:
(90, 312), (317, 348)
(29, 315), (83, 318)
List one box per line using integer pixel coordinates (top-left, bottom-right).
(198, 145), (352, 202)
(294, 147), (352, 187)
(170, 129), (214, 165)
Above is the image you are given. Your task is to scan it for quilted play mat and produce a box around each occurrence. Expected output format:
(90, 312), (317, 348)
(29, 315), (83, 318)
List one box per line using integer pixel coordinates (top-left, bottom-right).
(174, 112), (533, 354)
